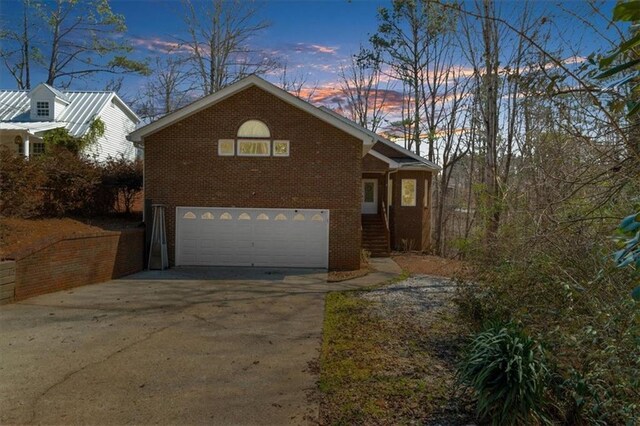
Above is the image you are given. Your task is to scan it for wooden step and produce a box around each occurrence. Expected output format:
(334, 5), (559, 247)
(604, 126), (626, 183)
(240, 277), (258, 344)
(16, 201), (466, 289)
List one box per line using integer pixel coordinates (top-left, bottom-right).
(361, 214), (390, 258)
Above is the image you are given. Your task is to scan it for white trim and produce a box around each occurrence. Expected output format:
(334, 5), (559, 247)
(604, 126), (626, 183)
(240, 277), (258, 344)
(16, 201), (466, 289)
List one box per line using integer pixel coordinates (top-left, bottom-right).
(103, 93), (141, 125)
(23, 134), (30, 157)
(127, 75), (375, 148)
(375, 139), (440, 170)
(396, 165), (437, 171)
(362, 179), (378, 214)
(273, 140), (290, 157)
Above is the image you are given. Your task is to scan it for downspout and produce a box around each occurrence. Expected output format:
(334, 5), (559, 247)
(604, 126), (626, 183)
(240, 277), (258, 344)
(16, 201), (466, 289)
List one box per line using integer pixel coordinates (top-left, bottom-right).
(387, 169), (398, 233)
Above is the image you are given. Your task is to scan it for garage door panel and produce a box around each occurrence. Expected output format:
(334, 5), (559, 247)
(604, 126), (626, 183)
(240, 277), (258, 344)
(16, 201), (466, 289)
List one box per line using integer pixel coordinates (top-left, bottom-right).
(176, 207), (328, 268)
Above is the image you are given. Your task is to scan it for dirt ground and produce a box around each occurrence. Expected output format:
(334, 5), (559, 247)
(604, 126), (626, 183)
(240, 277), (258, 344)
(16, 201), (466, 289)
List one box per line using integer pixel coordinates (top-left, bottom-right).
(0, 215), (142, 258)
(392, 252), (469, 278)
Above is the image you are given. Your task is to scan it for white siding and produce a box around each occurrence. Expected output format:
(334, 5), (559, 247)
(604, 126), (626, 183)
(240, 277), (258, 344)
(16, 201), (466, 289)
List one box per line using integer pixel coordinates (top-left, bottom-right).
(86, 99), (138, 161)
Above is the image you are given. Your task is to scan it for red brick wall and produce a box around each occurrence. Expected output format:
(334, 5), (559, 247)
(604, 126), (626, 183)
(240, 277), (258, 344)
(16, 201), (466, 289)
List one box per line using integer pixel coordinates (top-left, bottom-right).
(389, 170), (432, 252)
(144, 85), (362, 270)
(13, 228), (144, 301)
(373, 142), (410, 159)
(362, 153), (389, 172)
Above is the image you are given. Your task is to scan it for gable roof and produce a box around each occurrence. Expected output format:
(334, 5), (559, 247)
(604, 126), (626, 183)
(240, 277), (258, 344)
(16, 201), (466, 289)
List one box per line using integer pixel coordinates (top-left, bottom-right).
(318, 106), (440, 171)
(0, 86), (139, 137)
(127, 75), (375, 150)
(27, 83), (70, 104)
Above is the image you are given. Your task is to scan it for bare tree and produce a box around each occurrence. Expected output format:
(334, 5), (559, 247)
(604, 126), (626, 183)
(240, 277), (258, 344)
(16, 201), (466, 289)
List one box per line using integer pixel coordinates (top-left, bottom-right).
(180, 0), (277, 95)
(432, 67), (472, 254)
(278, 63), (318, 102)
(339, 47), (391, 132)
(371, 0), (456, 157)
(137, 54), (195, 121)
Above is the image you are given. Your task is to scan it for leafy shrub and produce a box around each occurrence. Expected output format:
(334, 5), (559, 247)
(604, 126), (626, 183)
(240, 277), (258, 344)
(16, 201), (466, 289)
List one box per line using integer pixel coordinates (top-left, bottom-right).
(613, 210), (640, 299)
(457, 322), (549, 425)
(0, 147), (142, 217)
(101, 155), (143, 214)
(0, 147), (47, 217)
(42, 118), (105, 156)
(456, 214), (640, 424)
(38, 147), (101, 216)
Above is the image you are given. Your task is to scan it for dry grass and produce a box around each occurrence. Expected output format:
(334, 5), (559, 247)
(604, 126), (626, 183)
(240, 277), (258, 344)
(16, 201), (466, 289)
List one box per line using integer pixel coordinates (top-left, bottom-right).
(0, 215), (142, 258)
(392, 253), (469, 278)
(319, 275), (474, 425)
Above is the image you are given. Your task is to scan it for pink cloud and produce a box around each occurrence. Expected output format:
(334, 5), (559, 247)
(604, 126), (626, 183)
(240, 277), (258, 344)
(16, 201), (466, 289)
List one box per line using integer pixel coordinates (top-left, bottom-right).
(131, 37), (193, 54)
(289, 43), (338, 55)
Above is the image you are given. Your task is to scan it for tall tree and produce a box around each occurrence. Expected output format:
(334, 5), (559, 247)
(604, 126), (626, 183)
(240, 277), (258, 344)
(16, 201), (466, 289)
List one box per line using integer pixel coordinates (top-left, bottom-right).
(40, 0), (148, 86)
(371, 0), (455, 158)
(432, 67), (472, 255)
(180, 0), (277, 95)
(339, 47), (390, 132)
(0, 0), (39, 89)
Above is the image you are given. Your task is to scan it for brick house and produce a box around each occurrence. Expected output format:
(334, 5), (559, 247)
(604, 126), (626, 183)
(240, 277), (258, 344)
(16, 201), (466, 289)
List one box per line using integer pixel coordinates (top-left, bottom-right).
(128, 75), (439, 271)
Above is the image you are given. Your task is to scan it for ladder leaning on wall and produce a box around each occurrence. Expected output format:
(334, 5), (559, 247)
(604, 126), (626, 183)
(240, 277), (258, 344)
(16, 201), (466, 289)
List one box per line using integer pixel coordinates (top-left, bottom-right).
(148, 204), (169, 270)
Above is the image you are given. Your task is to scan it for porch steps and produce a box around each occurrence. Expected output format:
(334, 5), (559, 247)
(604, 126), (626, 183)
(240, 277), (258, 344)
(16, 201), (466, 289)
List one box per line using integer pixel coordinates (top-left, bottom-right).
(361, 214), (390, 258)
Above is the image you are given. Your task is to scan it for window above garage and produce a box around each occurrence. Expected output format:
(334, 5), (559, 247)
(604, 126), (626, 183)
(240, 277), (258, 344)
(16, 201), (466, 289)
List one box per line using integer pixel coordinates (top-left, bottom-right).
(237, 119), (270, 138)
(238, 139), (270, 156)
(217, 119), (289, 158)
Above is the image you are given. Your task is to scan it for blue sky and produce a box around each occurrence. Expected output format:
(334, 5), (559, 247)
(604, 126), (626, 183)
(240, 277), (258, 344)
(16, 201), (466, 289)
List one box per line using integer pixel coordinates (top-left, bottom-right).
(0, 0), (625, 109)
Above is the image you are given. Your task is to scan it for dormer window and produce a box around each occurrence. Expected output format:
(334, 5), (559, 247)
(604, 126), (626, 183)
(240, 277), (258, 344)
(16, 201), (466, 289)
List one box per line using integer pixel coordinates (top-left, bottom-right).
(36, 101), (50, 118)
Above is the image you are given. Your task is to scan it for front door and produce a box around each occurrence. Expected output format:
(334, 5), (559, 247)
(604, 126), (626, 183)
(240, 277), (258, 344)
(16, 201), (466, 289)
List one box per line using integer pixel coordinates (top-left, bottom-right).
(362, 179), (378, 214)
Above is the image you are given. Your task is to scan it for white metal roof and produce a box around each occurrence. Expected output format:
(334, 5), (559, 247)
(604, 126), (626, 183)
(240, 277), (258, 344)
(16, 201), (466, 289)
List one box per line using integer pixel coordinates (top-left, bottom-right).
(0, 87), (139, 137)
(128, 75), (376, 150)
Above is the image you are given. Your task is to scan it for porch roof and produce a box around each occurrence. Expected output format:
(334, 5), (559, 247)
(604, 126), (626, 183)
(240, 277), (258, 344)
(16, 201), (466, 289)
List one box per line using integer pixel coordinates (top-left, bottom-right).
(367, 146), (440, 172)
(0, 121), (66, 135)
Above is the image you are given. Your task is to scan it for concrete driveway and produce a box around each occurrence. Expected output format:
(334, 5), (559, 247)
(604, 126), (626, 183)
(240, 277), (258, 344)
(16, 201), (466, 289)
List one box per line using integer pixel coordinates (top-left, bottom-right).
(0, 262), (398, 425)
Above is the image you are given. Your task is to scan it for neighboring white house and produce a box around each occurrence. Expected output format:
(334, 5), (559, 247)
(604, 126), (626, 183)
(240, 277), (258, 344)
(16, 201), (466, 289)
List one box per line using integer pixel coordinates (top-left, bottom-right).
(0, 83), (140, 161)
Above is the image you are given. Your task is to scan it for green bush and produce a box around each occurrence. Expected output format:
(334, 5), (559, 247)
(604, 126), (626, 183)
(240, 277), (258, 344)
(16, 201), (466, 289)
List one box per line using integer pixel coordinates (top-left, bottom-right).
(457, 322), (549, 425)
(0, 147), (142, 217)
(456, 215), (639, 424)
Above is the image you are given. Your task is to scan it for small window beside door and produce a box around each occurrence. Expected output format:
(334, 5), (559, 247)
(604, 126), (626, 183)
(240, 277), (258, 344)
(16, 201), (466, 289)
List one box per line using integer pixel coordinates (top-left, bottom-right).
(401, 179), (416, 206)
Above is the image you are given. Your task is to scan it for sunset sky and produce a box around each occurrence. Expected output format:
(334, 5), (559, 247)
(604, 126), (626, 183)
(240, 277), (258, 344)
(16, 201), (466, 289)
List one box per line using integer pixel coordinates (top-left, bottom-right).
(0, 0), (625, 121)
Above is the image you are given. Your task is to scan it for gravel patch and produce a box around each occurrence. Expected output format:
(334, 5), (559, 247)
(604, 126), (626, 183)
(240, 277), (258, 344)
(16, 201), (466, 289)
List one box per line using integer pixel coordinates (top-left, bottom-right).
(361, 275), (458, 317)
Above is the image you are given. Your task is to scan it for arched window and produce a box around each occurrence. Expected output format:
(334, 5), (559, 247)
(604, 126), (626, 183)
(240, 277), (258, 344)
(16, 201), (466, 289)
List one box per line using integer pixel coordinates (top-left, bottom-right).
(237, 120), (271, 156)
(237, 120), (270, 138)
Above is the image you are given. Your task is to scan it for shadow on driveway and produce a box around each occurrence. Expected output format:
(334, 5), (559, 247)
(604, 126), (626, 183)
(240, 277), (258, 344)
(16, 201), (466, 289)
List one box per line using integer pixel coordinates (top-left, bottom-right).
(0, 265), (396, 425)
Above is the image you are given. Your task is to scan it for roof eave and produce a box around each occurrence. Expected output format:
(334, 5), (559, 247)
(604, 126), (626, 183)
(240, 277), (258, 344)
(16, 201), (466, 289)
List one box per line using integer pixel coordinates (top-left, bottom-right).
(128, 75), (375, 148)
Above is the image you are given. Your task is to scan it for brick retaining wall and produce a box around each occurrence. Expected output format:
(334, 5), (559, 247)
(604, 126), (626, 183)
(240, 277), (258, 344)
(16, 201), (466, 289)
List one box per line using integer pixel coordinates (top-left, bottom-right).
(6, 228), (144, 302)
(0, 261), (16, 305)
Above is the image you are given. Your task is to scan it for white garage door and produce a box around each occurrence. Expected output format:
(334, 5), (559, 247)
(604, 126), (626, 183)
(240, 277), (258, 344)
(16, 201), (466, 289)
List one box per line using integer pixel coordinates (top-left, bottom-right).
(176, 207), (329, 268)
